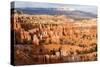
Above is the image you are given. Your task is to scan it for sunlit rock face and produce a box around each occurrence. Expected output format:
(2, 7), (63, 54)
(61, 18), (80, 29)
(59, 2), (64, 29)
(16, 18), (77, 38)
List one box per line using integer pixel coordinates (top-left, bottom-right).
(12, 10), (97, 65)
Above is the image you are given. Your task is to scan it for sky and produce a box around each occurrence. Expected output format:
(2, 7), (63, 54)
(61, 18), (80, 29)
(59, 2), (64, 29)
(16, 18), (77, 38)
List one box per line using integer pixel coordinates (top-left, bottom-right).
(11, 1), (97, 14)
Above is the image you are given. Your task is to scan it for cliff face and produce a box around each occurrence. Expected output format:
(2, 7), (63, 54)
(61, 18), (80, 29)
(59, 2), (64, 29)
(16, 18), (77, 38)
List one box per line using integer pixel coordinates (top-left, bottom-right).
(12, 13), (96, 45)
(11, 12), (97, 65)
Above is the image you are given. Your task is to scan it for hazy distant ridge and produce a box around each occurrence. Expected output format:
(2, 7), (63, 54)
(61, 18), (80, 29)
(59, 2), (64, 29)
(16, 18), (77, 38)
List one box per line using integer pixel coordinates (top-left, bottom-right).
(13, 8), (97, 19)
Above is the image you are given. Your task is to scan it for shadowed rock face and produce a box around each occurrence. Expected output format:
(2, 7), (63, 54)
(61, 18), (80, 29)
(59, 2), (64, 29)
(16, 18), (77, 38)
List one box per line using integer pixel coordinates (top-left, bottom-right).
(11, 10), (97, 65)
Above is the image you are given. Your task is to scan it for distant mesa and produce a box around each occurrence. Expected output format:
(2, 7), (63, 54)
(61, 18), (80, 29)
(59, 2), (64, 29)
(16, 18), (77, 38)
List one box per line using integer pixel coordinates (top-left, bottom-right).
(11, 7), (97, 19)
